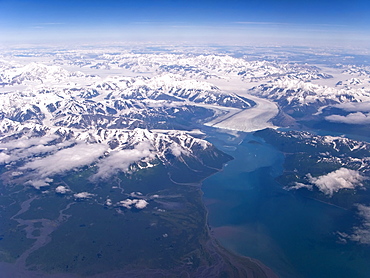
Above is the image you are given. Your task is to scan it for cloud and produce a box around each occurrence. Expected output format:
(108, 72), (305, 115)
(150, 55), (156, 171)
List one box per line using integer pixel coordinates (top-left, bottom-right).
(119, 199), (149, 209)
(339, 204), (370, 245)
(286, 182), (313, 191)
(308, 168), (365, 196)
(92, 141), (154, 179)
(10, 141), (73, 162)
(129, 192), (143, 197)
(349, 204), (370, 244)
(135, 199), (149, 209)
(21, 142), (108, 178)
(119, 199), (136, 208)
(0, 152), (11, 164)
(0, 136), (76, 164)
(36, 23), (65, 25)
(234, 22), (345, 28)
(31, 23), (65, 29)
(18, 140), (75, 157)
(0, 135), (58, 150)
(74, 192), (94, 199)
(26, 178), (53, 189)
(11, 171), (23, 177)
(235, 21), (288, 25)
(332, 102), (370, 113)
(170, 142), (189, 157)
(326, 112), (370, 125)
(325, 102), (370, 125)
(55, 185), (70, 194)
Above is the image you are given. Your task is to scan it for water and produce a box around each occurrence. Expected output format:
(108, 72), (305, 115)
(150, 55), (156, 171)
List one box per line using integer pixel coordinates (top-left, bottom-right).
(201, 128), (370, 278)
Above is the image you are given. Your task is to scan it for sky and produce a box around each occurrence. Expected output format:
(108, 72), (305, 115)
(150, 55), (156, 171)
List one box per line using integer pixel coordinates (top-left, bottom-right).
(1, 0), (370, 46)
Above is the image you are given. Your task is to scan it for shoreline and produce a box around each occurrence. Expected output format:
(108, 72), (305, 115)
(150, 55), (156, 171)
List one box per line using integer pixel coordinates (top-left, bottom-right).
(0, 161), (279, 278)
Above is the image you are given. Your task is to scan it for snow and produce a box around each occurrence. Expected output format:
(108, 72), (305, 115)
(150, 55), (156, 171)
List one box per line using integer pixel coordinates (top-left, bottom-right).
(2, 48), (370, 187)
(206, 93), (278, 132)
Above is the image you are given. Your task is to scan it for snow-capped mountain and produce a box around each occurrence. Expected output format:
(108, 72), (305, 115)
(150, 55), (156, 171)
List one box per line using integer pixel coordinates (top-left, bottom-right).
(249, 79), (370, 115)
(0, 61), (91, 86)
(0, 62), (255, 132)
(267, 129), (370, 155)
(256, 128), (370, 197)
(0, 60), (242, 189)
(48, 51), (334, 83)
(0, 116), (231, 188)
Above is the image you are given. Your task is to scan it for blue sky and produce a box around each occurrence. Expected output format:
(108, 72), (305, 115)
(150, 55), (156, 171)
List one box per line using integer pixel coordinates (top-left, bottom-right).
(1, 0), (369, 46)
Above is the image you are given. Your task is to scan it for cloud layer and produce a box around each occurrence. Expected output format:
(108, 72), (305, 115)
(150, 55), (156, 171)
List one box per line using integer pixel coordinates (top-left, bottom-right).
(1, 134), (158, 189)
(0, 135), (58, 150)
(326, 102), (370, 125)
(0, 136), (75, 164)
(326, 112), (370, 125)
(333, 102), (370, 113)
(21, 142), (108, 177)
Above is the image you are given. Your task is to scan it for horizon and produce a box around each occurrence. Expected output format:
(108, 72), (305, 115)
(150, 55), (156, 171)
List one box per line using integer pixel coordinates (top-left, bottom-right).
(1, 0), (370, 48)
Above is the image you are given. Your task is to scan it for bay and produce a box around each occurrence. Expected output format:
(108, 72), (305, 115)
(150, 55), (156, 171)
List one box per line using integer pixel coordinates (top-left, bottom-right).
(201, 127), (370, 278)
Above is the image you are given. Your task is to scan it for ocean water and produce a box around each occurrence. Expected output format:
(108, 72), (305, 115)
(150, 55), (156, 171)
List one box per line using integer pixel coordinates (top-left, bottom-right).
(202, 129), (370, 278)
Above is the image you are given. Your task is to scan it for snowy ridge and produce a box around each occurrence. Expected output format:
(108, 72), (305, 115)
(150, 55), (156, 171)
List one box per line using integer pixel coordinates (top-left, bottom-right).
(47, 51), (332, 83)
(0, 119), (215, 188)
(256, 128), (370, 199)
(3, 49), (370, 187)
(279, 130), (370, 154)
(0, 69), (255, 130)
(0, 57), (246, 187)
(0, 62), (90, 86)
(250, 79), (370, 112)
(100, 74), (254, 108)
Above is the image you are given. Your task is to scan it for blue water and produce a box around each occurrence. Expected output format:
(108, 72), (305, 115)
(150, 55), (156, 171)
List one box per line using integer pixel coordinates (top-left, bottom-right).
(201, 128), (370, 278)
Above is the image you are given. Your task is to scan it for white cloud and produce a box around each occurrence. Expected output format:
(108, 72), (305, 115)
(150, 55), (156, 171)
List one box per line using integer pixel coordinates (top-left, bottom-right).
(92, 141), (154, 179)
(135, 199), (149, 209)
(308, 168), (364, 196)
(20, 144), (57, 155)
(0, 138), (76, 164)
(0, 135), (58, 150)
(55, 185), (70, 194)
(119, 198), (149, 209)
(235, 21), (285, 25)
(129, 192), (143, 197)
(170, 142), (188, 157)
(15, 140), (76, 159)
(326, 112), (370, 125)
(119, 199), (137, 209)
(74, 192), (94, 199)
(339, 204), (370, 245)
(286, 182), (313, 191)
(26, 178), (53, 189)
(0, 152), (11, 164)
(21, 142), (108, 178)
(333, 102), (370, 113)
